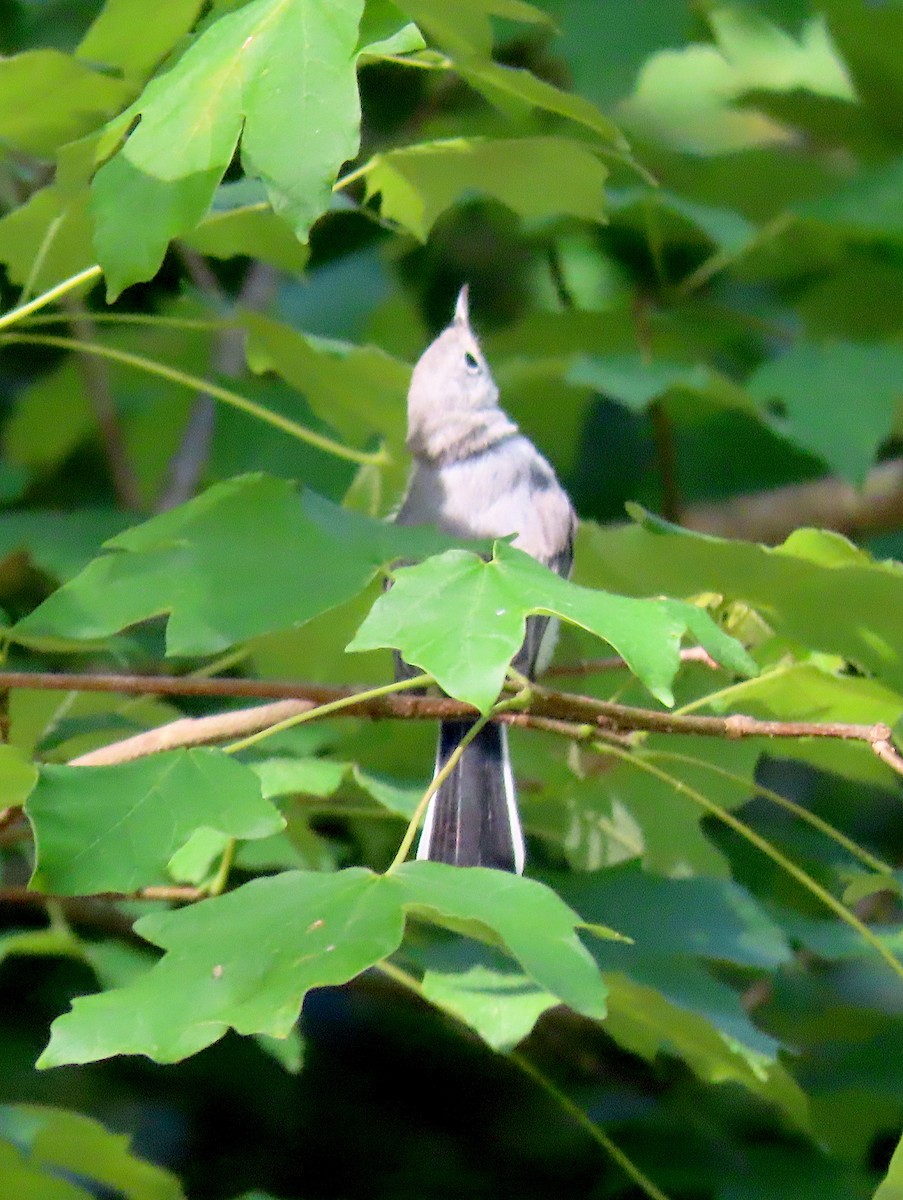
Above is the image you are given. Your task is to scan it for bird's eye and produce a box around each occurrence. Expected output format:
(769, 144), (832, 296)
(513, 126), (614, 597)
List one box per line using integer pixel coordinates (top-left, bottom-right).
(464, 351), (480, 372)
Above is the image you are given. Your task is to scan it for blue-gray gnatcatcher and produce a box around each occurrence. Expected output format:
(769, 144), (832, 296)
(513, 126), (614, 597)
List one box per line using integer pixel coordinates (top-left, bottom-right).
(394, 286), (576, 872)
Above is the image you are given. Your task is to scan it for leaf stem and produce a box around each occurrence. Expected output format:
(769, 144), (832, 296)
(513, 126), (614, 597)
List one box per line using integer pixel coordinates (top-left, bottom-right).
(646, 746), (894, 877)
(600, 742), (903, 984)
(17, 213), (65, 308)
(510, 1052), (674, 1200)
(0, 332), (390, 467)
(222, 673), (434, 756)
(375, 960), (672, 1200)
(386, 685), (532, 873)
(0, 265), (102, 332)
(19, 312), (231, 331)
(207, 837), (237, 896)
(385, 709), (492, 873)
(333, 160), (373, 192)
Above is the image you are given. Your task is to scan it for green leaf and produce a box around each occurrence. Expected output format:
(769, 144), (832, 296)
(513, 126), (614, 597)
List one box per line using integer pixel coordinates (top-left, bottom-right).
(798, 156), (903, 241)
(746, 342), (903, 484)
(78, 0), (206, 80)
(243, 312), (409, 456)
(349, 541), (755, 711)
(42, 863), (608, 1065)
(361, 136), (608, 241)
(0, 746), (39, 814)
(0, 1139), (90, 1200)
(356, 0), (425, 60)
(874, 1132), (903, 1200)
(250, 756), (350, 800)
(455, 58), (626, 148)
(394, 0), (548, 56)
(618, 8), (853, 154)
(393, 861), (608, 1019)
(0, 510), (125, 580)
(556, 862), (791, 968)
(40, 869), (406, 1065)
(13, 476), (461, 656)
(567, 354), (758, 415)
(26, 749), (282, 895)
(183, 204), (309, 272)
(0, 1105), (185, 1200)
(541, 735), (763, 877)
(91, 0), (365, 298)
(253, 1027), (306, 1075)
(419, 940), (557, 1050)
(608, 186), (756, 255)
(0, 51), (130, 156)
(578, 519), (903, 695)
(0, 184), (94, 292)
(601, 973), (810, 1128)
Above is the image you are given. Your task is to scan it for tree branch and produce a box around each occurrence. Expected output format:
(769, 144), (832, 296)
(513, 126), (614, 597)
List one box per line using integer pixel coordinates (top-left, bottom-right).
(682, 457), (903, 544)
(0, 884), (203, 906)
(157, 252), (279, 511)
(0, 667), (882, 778)
(64, 301), (143, 510)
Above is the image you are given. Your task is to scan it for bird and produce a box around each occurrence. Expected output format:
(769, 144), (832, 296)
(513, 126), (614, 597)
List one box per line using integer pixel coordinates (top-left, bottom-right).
(394, 285), (576, 872)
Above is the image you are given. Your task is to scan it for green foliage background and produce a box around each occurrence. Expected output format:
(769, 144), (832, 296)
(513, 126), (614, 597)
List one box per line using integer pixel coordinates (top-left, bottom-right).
(0, 1), (902, 1197)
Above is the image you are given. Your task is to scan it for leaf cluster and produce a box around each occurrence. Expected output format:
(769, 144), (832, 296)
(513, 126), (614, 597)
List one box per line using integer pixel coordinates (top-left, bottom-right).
(0, 2), (901, 1199)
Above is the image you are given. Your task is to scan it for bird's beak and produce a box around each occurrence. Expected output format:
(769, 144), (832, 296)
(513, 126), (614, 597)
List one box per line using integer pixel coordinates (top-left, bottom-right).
(454, 283), (470, 327)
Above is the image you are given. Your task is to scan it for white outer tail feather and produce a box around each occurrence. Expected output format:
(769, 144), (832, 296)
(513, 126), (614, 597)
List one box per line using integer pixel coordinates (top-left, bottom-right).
(416, 722), (525, 873)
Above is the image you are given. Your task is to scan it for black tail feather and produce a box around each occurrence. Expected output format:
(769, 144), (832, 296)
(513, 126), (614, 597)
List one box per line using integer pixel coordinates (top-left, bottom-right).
(416, 719), (524, 872)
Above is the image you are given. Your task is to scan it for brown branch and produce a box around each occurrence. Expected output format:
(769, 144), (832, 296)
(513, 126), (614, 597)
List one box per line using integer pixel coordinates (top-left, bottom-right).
(70, 699), (318, 765)
(683, 457), (903, 545)
(37, 672), (901, 781)
(157, 254), (278, 511)
(0, 884), (202, 905)
(64, 301), (143, 510)
(0, 653), (716, 699)
(0, 666), (899, 777)
(544, 646), (718, 679)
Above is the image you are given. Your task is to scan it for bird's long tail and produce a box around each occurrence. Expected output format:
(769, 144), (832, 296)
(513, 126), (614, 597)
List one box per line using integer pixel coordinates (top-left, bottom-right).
(416, 719), (524, 873)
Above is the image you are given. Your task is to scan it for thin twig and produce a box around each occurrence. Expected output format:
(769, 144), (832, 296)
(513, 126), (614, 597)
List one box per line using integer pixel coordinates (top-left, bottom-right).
(0, 265), (102, 332)
(157, 253), (279, 511)
(0, 333), (388, 467)
(599, 742), (903, 984)
(544, 646), (718, 679)
(64, 300), (143, 509)
(0, 668), (893, 778)
(376, 959), (672, 1200)
(0, 884), (202, 904)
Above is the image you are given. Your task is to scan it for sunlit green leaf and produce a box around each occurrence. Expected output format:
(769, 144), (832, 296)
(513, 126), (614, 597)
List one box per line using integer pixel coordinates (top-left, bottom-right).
(78, 0), (205, 79)
(349, 541), (755, 711)
(91, 0), (365, 297)
(456, 58), (626, 148)
(578, 518), (903, 694)
(394, 861), (608, 1019)
(26, 749), (282, 895)
(0, 51), (130, 156)
(40, 869), (405, 1065)
(13, 476), (462, 656)
(41, 862), (607, 1065)
(361, 136), (608, 240)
